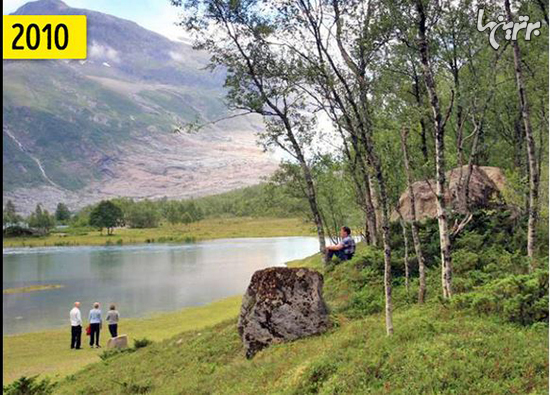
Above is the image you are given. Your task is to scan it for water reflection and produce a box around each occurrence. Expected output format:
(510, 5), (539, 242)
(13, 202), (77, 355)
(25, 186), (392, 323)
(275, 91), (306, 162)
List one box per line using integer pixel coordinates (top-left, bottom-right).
(3, 237), (319, 334)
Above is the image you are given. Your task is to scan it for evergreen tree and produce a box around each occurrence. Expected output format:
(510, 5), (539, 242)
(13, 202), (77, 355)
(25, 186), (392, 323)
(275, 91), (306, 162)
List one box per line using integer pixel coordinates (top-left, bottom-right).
(55, 203), (71, 223)
(3, 200), (21, 226)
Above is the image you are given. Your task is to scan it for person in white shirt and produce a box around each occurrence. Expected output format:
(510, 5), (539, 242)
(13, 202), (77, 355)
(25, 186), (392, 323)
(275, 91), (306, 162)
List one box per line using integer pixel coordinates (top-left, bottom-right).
(70, 301), (82, 350)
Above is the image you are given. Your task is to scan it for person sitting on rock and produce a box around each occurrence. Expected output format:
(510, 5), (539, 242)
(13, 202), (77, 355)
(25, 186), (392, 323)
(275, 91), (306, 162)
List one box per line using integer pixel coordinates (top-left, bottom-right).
(324, 226), (356, 262)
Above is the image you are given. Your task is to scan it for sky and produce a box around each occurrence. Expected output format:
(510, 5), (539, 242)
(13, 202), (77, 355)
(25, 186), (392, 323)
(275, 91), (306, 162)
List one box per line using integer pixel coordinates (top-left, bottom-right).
(3, 0), (188, 42)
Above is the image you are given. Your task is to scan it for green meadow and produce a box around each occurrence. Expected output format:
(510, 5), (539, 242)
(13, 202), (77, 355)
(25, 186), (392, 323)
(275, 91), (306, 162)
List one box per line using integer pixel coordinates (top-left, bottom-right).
(4, 233), (548, 393)
(3, 217), (315, 248)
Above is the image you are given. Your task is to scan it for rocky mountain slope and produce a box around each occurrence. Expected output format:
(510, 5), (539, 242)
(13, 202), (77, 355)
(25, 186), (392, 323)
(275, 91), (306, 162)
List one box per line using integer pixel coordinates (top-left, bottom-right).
(3, 0), (277, 214)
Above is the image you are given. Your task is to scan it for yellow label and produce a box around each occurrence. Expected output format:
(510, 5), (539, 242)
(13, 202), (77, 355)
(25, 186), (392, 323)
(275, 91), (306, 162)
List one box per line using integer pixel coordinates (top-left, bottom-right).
(3, 15), (87, 59)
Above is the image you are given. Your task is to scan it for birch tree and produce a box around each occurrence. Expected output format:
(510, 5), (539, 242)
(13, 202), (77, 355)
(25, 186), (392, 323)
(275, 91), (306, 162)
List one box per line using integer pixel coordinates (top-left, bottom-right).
(504, 0), (540, 268)
(400, 127), (427, 303)
(176, 0), (328, 256)
(415, 0), (454, 298)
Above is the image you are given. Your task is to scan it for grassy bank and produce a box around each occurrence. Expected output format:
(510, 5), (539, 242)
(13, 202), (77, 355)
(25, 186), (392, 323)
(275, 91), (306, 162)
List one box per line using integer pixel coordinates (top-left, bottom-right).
(4, 211), (548, 393)
(53, 304), (548, 394)
(2, 217), (315, 248)
(44, 246), (548, 394)
(3, 297), (242, 384)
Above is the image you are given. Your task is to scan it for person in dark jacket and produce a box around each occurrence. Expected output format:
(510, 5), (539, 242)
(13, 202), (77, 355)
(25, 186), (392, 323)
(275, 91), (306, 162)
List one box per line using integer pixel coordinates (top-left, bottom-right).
(324, 226), (356, 262)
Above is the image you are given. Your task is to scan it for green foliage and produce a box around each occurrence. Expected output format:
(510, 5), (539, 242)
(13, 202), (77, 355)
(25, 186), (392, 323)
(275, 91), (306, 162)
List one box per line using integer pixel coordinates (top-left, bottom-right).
(20, 210), (548, 394)
(196, 183), (306, 219)
(121, 200), (161, 229)
(3, 200), (22, 225)
(55, 203), (71, 223)
(133, 338), (153, 349)
(27, 204), (55, 232)
(346, 287), (384, 318)
(293, 358), (339, 394)
(116, 380), (153, 394)
(89, 201), (124, 235)
(3, 375), (56, 395)
(452, 270), (549, 325)
(99, 348), (135, 361)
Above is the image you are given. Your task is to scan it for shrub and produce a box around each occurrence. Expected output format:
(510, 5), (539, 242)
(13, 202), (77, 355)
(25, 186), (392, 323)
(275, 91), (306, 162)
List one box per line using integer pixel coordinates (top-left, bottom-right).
(452, 270), (549, 325)
(345, 287), (384, 318)
(99, 348), (134, 361)
(133, 338), (153, 349)
(118, 380), (153, 394)
(293, 359), (339, 394)
(452, 250), (480, 274)
(3, 375), (56, 395)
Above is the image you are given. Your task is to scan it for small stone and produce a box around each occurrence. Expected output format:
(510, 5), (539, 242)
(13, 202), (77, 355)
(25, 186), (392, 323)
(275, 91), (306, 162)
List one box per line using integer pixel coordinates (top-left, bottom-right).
(107, 334), (128, 349)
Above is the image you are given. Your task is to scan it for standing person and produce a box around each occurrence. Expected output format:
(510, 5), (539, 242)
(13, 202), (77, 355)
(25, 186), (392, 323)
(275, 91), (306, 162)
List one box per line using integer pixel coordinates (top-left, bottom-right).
(324, 226), (356, 262)
(69, 301), (82, 350)
(88, 302), (102, 348)
(106, 304), (120, 338)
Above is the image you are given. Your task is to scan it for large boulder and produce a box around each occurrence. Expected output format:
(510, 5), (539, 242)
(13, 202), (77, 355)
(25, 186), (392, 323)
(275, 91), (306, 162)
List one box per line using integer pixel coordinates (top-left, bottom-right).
(391, 166), (507, 221)
(238, 267), (330, 358)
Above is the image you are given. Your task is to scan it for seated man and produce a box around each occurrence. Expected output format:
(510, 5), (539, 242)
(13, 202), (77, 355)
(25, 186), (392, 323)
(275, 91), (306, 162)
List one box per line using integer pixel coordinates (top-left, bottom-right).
(325, 226), (356, 262)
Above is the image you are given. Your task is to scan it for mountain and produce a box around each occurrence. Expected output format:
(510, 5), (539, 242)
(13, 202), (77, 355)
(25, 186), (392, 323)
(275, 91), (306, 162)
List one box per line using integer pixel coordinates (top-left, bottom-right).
(3, 0), (277, 214)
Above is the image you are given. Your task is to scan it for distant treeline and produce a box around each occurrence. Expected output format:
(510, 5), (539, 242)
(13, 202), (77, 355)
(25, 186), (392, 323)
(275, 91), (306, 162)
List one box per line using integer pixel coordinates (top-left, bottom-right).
(3, 159), (365, 239)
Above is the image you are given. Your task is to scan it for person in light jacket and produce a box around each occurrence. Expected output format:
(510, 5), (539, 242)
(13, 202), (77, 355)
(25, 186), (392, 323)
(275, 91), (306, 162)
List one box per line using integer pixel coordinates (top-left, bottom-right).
(69, 301), (82, 350)
(88, 302), (102, 348)
(106, 304), (120, 338)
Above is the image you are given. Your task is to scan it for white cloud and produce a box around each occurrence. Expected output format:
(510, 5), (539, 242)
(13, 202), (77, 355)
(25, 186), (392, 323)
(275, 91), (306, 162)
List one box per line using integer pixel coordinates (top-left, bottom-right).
(168, 51), (186, 63)
(89, 41), (119, 62)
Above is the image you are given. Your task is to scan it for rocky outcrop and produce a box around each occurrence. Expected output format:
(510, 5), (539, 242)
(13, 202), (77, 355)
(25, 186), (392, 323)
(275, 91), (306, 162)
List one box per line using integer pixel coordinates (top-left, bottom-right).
(391, 166), (508, 222)
(238, 267), (330, 358)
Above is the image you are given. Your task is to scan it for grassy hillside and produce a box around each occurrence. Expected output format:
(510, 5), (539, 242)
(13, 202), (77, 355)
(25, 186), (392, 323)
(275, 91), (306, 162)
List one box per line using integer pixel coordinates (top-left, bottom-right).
(3, 0), (228, 193)
(4, 210), (548, 393)
(15, 212), (543, 395)
(52, 304), (547, 394)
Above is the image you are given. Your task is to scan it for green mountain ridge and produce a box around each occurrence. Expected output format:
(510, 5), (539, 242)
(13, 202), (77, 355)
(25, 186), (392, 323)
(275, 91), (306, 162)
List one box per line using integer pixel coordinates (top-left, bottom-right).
(3, 0), (276, 214)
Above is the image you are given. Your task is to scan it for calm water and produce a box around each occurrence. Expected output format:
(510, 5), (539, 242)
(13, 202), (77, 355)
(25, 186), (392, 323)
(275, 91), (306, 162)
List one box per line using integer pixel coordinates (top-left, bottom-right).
(3, 237), (319, 335)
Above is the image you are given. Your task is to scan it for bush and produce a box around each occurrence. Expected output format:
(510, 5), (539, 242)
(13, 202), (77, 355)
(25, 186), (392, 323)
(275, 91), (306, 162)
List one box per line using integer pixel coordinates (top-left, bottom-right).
(3, 375), (56, 395)
(117, 380), (153, 394)
(293, 359), (339, 394)
(452, 250), (480, 274)
(452, 270), (549, 325)
(133, 338), (153, 349)
(345, 287), (384, 318)
(99, 348), (134, 361)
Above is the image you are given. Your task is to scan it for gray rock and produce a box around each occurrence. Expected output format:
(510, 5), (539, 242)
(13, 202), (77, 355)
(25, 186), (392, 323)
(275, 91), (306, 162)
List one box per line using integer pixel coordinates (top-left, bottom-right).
(107, 334), (128, 349)
(238, 267), (330, 358)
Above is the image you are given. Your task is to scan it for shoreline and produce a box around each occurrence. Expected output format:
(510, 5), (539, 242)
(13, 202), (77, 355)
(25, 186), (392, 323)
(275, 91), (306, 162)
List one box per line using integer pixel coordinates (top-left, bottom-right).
(3, 295), (244, 384)
(2, 217), (315, 249)
(3, 246), (317, 384)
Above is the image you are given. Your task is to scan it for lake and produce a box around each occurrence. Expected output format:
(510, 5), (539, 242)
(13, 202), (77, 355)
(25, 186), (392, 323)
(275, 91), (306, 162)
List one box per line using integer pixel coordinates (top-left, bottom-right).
(3, 237), (320, 335)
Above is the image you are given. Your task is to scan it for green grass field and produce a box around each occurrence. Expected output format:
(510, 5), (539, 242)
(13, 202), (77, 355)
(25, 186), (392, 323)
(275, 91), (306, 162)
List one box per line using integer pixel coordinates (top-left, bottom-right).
(4, 241), (548, 394)
(3, 297), (242, 384)
(53, 305), (548, 395)
(2, 217), (315, 248)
